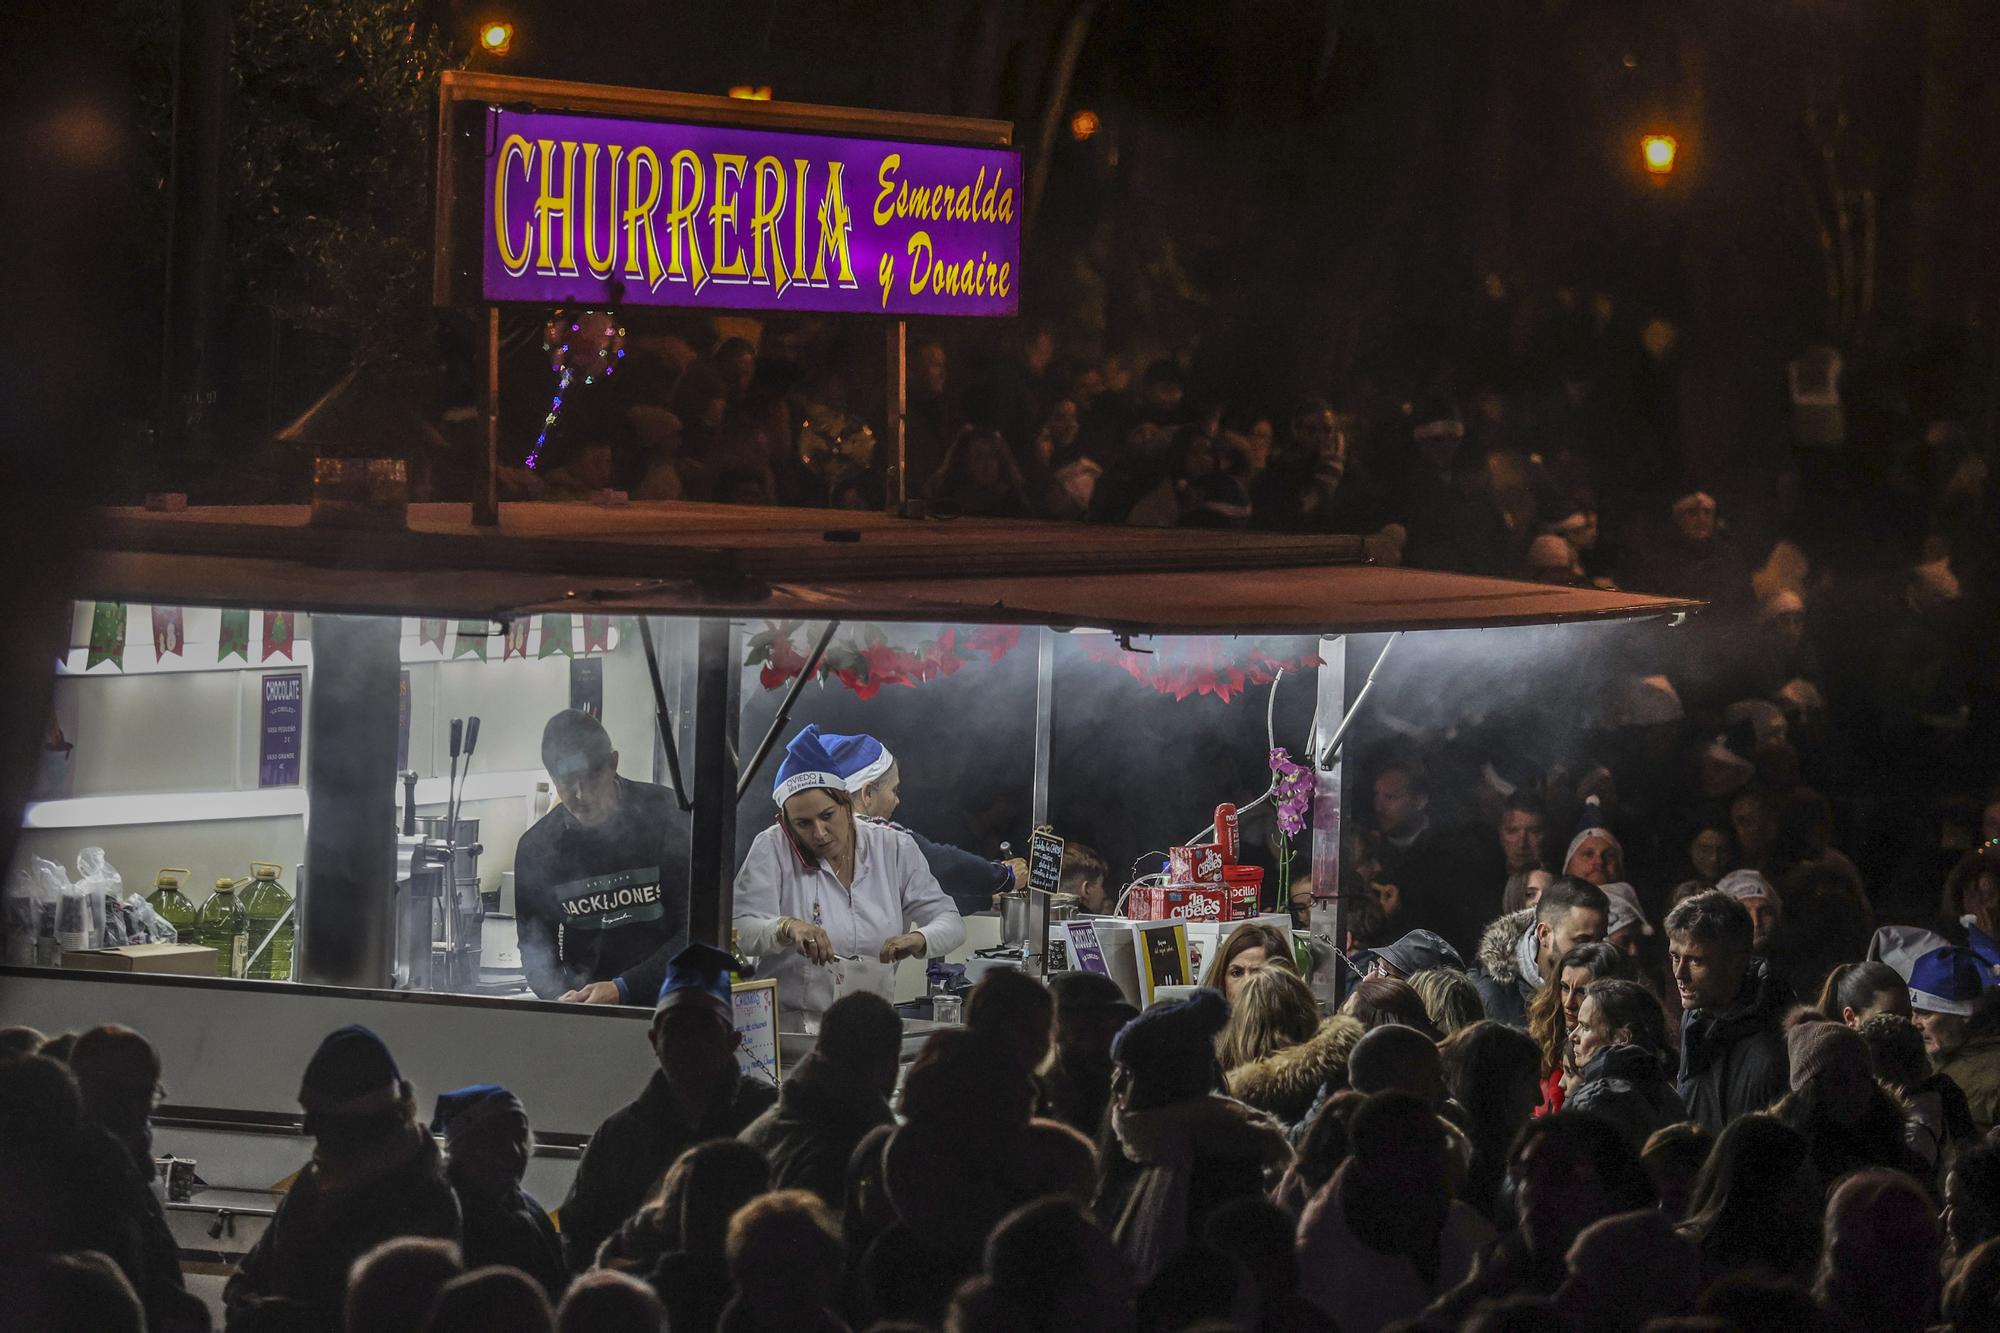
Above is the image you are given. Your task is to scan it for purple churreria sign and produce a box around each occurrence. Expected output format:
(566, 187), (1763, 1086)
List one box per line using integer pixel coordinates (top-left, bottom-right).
(481, 107), (1020, 317)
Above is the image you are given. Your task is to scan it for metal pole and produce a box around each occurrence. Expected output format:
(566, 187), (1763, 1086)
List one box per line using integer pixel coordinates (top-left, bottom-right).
(158, 0), (230, 464)
(687, 617), (742, 948)
(1309, 634), (1348, 1006)
(886, 319), (908, 514)
(474, 306), (501, 526)
(1030, 626), (1055, 828)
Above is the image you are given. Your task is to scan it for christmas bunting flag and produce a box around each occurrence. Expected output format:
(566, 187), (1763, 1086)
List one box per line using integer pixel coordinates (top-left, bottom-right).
(582, 615), (612, 653)
(262, 611), (295, 661)
(219, 609), (251, 661)
(502, 620), (530, 660)
(452, 621), (488, 660)
(538, 613), (573, 658)
(86, 603), (127, 670)
(418, 618), (448, 652)
(151, 606), (185, 658)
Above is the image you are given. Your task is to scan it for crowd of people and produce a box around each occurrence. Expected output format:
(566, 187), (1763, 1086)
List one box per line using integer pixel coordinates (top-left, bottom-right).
(10, 825), (2000, 1333)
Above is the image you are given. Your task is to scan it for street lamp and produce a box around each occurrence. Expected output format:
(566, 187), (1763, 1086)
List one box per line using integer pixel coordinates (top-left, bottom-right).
(478, 21), (514, 56)
(1640, 133), (1678, 175)
(1070, 109), (1100, 142)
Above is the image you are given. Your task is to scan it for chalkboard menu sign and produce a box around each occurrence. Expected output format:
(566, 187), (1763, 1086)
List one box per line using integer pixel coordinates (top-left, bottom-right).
(1028, 827), (1065, 896)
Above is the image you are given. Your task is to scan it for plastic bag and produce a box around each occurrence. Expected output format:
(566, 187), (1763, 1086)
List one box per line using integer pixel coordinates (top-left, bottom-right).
(76, 848), (121, 948)
(124, 893), (177, 946)
(4, 865), (39, 965)
(28, 859), (65, 964)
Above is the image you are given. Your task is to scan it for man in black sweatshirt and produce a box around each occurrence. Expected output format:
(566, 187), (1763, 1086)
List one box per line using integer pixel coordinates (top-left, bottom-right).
(514, 709), (687, 1004)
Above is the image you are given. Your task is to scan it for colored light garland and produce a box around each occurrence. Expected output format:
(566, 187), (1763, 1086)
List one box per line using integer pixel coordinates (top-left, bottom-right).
(525, 309), (627, 471)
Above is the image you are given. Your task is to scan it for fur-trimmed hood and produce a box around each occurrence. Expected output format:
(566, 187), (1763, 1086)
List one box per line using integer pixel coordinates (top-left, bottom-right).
(1225, 1015), (1366, 1129)
(1476, 908), (1535, 985)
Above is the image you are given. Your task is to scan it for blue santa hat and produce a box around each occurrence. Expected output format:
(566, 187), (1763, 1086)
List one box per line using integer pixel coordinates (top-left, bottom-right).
(773, 725), (846, 806)
(1910, 945), (1988, 1017)
(429, 1083), (526, 1150)
(654, 942), (742, 1022)
(817, 728), (896, 792)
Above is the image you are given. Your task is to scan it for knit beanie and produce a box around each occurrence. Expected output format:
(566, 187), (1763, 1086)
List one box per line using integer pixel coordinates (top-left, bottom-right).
(299, 1024), (402, 1120)
(430, 1083), (527, 1152)
(1787, 1018), (1870, 1095)
(1111, 988), (1230, 1105)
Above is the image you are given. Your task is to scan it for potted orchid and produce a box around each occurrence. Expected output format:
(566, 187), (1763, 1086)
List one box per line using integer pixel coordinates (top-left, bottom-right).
(1269, 747), (1314, 910)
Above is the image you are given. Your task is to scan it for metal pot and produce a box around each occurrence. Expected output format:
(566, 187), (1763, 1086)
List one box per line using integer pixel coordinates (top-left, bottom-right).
(999, 892), (1032, 946)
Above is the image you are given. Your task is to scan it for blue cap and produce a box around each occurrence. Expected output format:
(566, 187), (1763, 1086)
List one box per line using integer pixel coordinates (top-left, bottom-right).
(1910, 945), (1988, 1016)
(655, 942), (742, 1021)
(817, 729), (896, 792)
(774, 725), (846, 806)
(429, 1083), (525, 1148)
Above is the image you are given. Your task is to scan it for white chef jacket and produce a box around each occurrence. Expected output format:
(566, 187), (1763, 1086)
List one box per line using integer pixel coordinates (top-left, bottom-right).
(734, 815), (966, 1022)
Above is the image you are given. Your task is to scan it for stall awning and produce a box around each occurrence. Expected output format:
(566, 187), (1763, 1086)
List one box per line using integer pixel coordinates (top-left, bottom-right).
(79, 502), (1701, 635)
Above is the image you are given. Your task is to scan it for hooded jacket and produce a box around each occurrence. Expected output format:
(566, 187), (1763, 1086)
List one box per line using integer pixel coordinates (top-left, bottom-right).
(1470, 909), (1538, 1031)
(1226, 1015), (1366, 1132)
(1101, 1093), (1294, 1283)
(1566, 1044), (1689, 1150)
(224, 1125), (461, 1333)
(559, 1068), (777, 1273)
(1675, 957), (1792, 1134)
(738, 1050), (894, 1208)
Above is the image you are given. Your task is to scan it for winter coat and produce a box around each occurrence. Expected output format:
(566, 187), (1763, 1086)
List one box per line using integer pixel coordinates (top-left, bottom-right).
(1566, 1044), (1689, 1150)
(738, 1051), (894, 1208)
(1296, 1157), (1496, 1333)
(1039, 1051), (1115, 1140)
(224, 1127), (461, 1333)
(1938, 1035), (2000, 1134)
(1100, 1093), (1295, 1283)
(1420, 1230), (1571, 1330)
(453, 1176), (567, 1303)
(1470, 909), (1537, 1031)
(1226, 1015), (1366, 1132)
(1675, 958), (1792, 1134)
(559, 1068), (777, 1272)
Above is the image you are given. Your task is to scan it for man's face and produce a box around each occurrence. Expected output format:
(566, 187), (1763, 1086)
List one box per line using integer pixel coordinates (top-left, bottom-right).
(1915, 1008), (1970, 1057)
(783, 790), (852, 861)
(1538, 907), (1607, 980)
(553, 756), (622, 829)
(1499, 810), (1546, 874)
(1565, 834), (1621, 885)
(652, 1007), (740, 1111)
(1741, 895), (1780, 952)
(856, 765), (902, 820)
(1669, 933), (1747, 1014)
(1373, 771), (1427, 839)
(1072, 876), (1114, 915)
(1672, 494), (1717, 543)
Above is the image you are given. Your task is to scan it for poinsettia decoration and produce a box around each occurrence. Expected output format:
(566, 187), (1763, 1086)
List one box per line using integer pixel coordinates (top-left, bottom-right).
(1079, 636), (1321, 702)
(746, 622), (1023, 700)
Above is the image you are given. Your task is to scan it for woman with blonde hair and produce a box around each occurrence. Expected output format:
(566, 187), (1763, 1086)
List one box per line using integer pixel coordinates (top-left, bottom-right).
(1409, 968), (1485, 1036)
(1220, 965), (1363, 1132)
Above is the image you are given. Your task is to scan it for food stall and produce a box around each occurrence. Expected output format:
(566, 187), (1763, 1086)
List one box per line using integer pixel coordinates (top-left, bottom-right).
(0, 75), (1699, 1298)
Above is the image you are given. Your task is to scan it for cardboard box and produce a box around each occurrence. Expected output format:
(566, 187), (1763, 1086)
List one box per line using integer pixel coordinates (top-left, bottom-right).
(62, 943), (218, 977)
(1126, 881), (1259, 925)
(1168, 845), (1227, 884)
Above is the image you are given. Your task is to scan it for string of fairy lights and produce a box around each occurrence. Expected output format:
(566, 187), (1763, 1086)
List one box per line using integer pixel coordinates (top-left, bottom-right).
(525, 309), (626, 471)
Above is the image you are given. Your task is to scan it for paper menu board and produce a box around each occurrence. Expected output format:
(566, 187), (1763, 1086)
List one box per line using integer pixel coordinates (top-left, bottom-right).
(732, 978), (781, 1088)
(1065, 920), (1108, 975)
(1131, 919), (1192, 1007)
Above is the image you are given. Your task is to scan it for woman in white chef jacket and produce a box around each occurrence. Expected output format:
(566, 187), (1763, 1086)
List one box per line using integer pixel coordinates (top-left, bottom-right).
(733, 728), (966, 1027)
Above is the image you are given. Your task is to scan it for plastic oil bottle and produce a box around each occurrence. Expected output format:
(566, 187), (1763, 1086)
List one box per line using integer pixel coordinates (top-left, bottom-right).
(241, 861), (294, 981)
(198, 878), (249, 978)
(146, 868), (197, 943)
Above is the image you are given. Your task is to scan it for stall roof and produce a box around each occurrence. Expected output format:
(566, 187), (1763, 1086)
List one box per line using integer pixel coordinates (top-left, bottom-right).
(79, 501), (1701, 635)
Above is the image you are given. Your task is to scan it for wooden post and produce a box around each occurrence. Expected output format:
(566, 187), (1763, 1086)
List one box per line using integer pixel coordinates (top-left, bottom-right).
(886, 318), (908, 514)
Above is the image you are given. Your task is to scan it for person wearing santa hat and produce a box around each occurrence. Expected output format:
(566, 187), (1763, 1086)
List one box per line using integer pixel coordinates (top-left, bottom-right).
(808, 724), (1028, 916)
(733, 727), (966, 1027)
